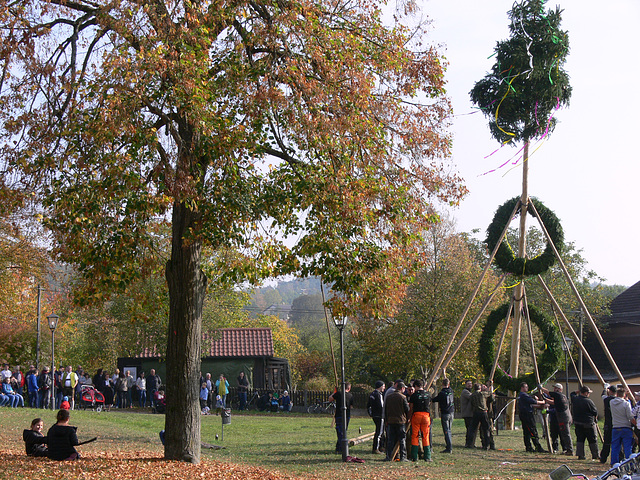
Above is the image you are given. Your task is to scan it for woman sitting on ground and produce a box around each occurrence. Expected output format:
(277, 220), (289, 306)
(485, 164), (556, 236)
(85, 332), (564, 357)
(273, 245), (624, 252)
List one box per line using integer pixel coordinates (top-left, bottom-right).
(47, 409), (80, 460)
(23, 418), (48, 457)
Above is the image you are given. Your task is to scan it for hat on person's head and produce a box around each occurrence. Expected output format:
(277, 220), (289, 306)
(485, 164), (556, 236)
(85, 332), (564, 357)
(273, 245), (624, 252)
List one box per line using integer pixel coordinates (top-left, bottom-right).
(375, 380), (384, 389)
(396, 381), (406, 390)
(580, 385), (592, 394)
(63, 396), (69, 401)
(43, 366), (49, 371)
(283, 391), (288, 395)
(553, 383), (563, 390)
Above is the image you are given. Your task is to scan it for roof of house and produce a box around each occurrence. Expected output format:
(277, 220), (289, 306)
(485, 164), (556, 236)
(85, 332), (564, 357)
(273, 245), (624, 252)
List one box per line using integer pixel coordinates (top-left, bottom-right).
(203, 328), (274, 358)
(136, 328), (274, 359)
(577, 280), (640, 379)
(608, 280), (640, 324)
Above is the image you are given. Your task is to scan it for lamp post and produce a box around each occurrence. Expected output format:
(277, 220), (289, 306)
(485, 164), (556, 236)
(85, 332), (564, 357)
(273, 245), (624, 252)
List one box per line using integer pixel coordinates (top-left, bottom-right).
(561, 336), (573, 394)
(47, 312), (59, 410)
(333, 315), (348, 462)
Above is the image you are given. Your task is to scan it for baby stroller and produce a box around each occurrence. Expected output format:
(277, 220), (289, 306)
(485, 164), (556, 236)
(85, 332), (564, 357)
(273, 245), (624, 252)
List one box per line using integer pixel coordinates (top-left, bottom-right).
(79, 384), (106, 412)
(152, 390), (166, 414)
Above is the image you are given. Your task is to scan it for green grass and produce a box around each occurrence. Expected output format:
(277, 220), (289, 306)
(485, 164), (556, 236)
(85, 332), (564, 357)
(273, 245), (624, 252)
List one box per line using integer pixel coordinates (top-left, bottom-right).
(0, 407), (617, 479)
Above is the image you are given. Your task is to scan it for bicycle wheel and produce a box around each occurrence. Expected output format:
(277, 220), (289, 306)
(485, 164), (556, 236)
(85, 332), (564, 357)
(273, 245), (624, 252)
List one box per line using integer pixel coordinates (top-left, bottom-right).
(307, 404), (319, 414)
(326, 404), (335, 415)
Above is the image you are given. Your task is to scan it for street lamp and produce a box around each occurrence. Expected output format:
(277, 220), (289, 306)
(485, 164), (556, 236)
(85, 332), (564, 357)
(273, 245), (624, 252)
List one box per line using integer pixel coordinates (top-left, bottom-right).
(47, 313), (59, 410)
(333, 315), (349, 462)
(561, 336), (574, 394)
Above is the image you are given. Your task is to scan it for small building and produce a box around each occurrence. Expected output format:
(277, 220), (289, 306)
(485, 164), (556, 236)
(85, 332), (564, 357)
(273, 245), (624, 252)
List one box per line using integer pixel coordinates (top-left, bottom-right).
(118, 327), (291, 391)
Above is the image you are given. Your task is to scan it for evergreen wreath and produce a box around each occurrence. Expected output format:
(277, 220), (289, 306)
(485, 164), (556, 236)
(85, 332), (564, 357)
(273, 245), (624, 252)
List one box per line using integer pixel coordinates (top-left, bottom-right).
(486, 196), (564, 276)
(479, 303), (562, 393)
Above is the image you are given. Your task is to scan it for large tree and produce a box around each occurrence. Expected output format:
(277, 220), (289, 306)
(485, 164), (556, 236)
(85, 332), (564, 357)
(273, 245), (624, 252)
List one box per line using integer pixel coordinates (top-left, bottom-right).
(0, 0), (465, 461)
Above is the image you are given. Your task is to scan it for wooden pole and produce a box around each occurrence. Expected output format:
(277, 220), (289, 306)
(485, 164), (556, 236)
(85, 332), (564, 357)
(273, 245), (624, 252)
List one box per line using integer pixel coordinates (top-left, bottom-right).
(535, 275), (605, 386)
(490, 300), (514, 382)
(529, 201), (633, 397)
(439, 274), (507, 376)
(321, 283), (339, 389)
(426, 200), (521, 392)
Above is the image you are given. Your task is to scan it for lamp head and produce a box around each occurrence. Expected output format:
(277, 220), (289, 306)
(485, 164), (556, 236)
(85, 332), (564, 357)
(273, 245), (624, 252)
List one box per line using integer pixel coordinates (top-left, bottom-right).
(47, 313), (59, 332)
(333, 316), (348, 330)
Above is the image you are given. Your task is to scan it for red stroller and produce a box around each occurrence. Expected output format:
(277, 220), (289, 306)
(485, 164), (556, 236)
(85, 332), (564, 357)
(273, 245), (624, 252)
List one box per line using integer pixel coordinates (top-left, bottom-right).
(79, 384), (106, 412)
(152, 390), (166, 414)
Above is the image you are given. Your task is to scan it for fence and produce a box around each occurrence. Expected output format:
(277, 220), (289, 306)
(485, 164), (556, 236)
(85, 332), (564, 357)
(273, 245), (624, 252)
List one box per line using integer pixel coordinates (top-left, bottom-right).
(227, 386), (514, 415)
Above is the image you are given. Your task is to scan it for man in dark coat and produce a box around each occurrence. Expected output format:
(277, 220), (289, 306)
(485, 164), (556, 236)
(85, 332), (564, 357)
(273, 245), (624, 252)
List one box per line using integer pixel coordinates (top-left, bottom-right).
(328, 382), (354, 454)
(432, 378), (455, 453)
(600, 384), (617, 463)
(367, 380), (385, 454)
(384, 381), (410, 462)
(518, 382), (546, 453)
(571, 385), (600, 460)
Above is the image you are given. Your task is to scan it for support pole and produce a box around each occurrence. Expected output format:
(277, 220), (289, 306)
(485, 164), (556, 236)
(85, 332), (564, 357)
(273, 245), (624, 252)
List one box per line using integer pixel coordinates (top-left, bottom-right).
(439, 275), (507, 375)
(321, 283), (339, 389)
(490, 300), (514, 382)
(536, 275), (605, 386)
(529, 202), (632, 397)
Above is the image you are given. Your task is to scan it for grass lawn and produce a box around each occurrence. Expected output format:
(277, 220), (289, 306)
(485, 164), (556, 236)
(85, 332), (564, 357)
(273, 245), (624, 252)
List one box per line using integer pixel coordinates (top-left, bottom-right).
(0, 407), (613, 479)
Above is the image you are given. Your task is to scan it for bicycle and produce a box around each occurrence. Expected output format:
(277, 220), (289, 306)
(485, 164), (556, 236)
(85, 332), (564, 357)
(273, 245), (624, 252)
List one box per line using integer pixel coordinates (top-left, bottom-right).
(550, 451), (640, 480)
(231, 391), (260, 411)
(307, 399), (336, 415)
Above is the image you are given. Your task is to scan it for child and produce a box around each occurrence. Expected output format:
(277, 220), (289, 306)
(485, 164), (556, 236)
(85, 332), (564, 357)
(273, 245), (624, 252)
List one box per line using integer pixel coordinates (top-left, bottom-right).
(215, 394), (224, 415)
(47, 409), (80, 461)
(23, 418), (48, 457)
(60, 396), (71, 410)
(200, 382), (210, 414)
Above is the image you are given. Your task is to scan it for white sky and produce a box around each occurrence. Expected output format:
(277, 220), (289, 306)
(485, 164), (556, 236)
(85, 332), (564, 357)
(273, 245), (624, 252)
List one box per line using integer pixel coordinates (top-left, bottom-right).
(422, 0), (640, 287)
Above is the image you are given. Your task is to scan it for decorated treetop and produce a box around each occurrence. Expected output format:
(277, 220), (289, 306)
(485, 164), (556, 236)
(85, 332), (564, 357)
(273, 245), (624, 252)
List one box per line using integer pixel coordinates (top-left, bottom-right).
(470, 0), (572, 144)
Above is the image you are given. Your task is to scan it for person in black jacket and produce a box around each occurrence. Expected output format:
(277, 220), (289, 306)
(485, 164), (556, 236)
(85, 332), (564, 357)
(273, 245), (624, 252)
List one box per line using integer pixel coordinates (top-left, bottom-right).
(367, 380), (385, 454)
(47, 409), (80, 461)
(571, 385), (599, 460)
(600, 384), (617, 463)
(23, 418), (47, 457)
(432, 378), (455, 453)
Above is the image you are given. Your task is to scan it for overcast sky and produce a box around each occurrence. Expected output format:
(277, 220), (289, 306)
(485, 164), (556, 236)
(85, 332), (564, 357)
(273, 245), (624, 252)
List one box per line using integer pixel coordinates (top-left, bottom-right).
(421, 0), (640, 287)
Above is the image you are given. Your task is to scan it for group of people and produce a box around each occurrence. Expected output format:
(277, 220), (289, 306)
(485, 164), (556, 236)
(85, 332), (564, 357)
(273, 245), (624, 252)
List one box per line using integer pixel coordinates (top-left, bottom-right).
(0, 362), (165, 411)
(514, 380), (640, 467)
(23, 410), (83, 461)
(353, 375), (640, 466)
(360, 378), (457, 462)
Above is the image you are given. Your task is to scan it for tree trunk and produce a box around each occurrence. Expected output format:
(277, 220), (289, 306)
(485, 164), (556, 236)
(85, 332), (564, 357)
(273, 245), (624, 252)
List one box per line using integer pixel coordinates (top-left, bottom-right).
(164, 199), (207, 463)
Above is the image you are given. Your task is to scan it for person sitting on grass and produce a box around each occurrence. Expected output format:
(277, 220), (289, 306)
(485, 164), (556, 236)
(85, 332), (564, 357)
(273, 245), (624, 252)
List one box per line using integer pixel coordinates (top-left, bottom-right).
(47, 409), (80, 461)
(23, 418), (48, 457)
(2, 376), (24, 407)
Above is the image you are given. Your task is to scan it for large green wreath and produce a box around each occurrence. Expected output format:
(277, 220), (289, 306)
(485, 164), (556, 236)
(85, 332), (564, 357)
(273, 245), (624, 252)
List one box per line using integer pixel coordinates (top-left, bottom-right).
(479, 303), (562, 393)
(486, 197), (564, 277)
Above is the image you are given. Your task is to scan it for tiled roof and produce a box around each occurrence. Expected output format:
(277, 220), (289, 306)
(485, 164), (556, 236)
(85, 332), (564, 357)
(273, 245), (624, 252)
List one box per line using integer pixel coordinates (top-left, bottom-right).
(203, 328), (274, 357)
(135, 328), (274, 359)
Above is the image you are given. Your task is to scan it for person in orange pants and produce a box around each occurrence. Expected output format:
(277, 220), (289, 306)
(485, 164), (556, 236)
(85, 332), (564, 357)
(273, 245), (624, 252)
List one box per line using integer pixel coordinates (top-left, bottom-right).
(409, 379), (432, 461)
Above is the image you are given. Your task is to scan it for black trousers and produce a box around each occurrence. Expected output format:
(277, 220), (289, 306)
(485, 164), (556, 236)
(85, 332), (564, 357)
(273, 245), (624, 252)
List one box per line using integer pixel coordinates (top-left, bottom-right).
(520, 411), (543, 451)
(372, 417), (384, 452)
